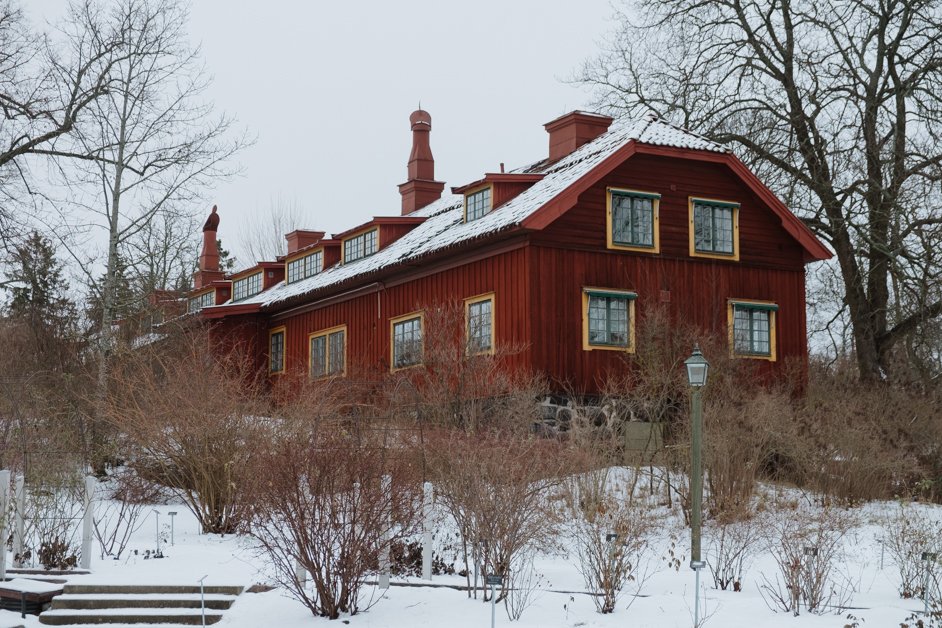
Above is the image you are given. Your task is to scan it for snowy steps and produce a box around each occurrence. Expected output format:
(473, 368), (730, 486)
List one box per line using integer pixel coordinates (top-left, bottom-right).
(38, 584), (243, 625)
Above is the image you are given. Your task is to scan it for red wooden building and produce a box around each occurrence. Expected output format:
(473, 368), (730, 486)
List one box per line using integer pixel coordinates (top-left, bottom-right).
(186, 109), (830, 394)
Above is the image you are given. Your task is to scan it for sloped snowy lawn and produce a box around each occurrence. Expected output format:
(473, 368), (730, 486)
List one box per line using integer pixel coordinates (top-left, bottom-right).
(16, 488), (940, 627)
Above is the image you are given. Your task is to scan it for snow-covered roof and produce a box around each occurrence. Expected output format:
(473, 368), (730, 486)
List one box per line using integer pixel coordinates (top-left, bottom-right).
(219, 114), (727, 311)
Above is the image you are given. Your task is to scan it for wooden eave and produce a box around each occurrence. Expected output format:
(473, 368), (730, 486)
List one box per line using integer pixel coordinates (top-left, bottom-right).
(267, 230), (532, 322)
(284, 239), (339, 263)
(333, 216), (426, 241)
(519, 141), (832, 263)
(200, 302), (261, 319)
(451, 173), (545, 194)
(227, 262), (282, 281)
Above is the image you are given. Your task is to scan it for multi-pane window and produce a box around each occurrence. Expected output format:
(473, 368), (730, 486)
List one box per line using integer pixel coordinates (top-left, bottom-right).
(310, 327), (346, 378)
(731, 301), (777, 358)
(610, 190), (658, 249)
(391, 314), (423, 369)
(466, 295), (494, 354)
(232, 272), (262, 301)
(286, 250), (323, 283)
(692, 199), (737, 256)
(269, 328), (285, 374)
(465, 187), (493, 222)
(343, 230), (378, 263)
(187, 290), (214, 313)
(585, 289), (637, 349)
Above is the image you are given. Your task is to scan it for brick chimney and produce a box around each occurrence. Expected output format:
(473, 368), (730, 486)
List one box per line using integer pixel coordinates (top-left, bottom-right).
(544, 111), (614, 162)
(285, 230), (325, 255)
(193, 205), (225, 289)
(398, 109), (445, 215)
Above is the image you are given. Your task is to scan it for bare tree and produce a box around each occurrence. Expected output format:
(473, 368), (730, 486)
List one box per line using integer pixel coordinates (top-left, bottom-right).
(236, 195), (305, 267)
(0, 0), (125, 239)
(41, 0), (247, 465)
(578, 0), (942, 381)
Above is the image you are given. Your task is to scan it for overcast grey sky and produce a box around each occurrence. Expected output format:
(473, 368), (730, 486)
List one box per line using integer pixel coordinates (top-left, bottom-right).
(27, 0), (616, 263)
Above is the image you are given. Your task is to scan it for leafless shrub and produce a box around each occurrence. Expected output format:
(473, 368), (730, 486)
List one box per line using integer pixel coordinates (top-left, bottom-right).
(759, 507), (856, 615)
(20, 468), (86, 569)
(882, 502), (942, 599)
(385, 300), (544, 433)
(503, 548), (547, 621)
(705, 514), (766, 591)
(92, 467), (163, 560)
(564, 467), (653, 614)
(428, 429), (567, 602)
(105, 331), (268, 534)
(245, 410), (420, 619)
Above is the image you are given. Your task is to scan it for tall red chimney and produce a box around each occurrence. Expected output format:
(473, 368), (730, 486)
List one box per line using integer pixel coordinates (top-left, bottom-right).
(193, 205), (224, 289)
(398, 109), (445, 215)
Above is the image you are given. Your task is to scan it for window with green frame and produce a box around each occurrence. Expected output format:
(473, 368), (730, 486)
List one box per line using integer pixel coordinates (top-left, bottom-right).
(269, 328), (285, 373)
(730, 301), (777, 358)
(610, 190), (658, 248)
(585, 289), (637, 349)
(692, 199), (738, 255)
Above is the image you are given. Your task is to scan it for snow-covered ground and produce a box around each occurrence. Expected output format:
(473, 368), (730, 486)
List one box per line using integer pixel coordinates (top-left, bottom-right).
(6, 488), (941, 627)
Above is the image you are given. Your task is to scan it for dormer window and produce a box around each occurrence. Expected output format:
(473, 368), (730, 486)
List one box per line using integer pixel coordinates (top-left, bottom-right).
(465, 186), (492, 222)
(187, 290), (214, 313)
(343, 229), (378, 263)
(232, 271), (263, 302)
(286, 250), (324, 284)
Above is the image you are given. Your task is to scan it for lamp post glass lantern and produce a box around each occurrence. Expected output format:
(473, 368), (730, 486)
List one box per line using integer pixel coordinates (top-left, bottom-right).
(684, 345), (709, 388)
(685, 345), (709, 628)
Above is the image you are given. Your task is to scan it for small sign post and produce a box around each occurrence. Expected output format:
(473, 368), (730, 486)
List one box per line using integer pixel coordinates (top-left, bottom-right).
(486, 574), (503, 628)
(922, 551), (937, 615)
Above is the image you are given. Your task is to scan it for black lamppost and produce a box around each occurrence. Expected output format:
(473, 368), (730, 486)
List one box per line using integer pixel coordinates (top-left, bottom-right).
(684, 345), (709, 626)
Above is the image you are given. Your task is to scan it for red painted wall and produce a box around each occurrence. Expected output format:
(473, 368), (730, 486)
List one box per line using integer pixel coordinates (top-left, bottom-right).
(212, 152), (810, 395)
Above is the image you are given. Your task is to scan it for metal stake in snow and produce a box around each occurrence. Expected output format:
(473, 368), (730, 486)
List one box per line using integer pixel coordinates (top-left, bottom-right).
(422, 482), (434, 581)
(80, 476), (96, 569)
(486, 574), (502, 628)
(12, 475), (24, 569)
(198, 574), (208, 626)
(690, 560), (705, 626)
(379, 474), (391, 590)
(153, 509), (161, 555)
(923, 552), (937, 615)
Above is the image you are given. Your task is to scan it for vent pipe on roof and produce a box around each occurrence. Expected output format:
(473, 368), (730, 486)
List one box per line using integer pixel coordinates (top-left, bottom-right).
(398, 109), (445, 215)
(544, 111), (614, 162)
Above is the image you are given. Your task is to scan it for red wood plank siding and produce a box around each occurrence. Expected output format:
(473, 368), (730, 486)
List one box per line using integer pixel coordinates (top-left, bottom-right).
(267, 247), (531, 377)
(527, 152), (809, 392)
(527, 246), (805, 392)
(531, 153), (806, 271)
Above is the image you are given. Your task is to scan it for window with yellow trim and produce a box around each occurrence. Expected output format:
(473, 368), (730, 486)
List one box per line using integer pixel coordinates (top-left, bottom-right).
(583, 289), (637, 351)
(608, 188), (660, 252)
(464, 186), (492, 222)
(690, 198), (739, 258)
(465, 294), (495, 354)
(310, 326), (346, 378)
(343, 230), (378, 263)
(729, 301), (777, 360)
(287, 250), (323, 283)
(269, 327), (286, 374)
(391, 313), (423, 369)
(233, 272), (263, 301)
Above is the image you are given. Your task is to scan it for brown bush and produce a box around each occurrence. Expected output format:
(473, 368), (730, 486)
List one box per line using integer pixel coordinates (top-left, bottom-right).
(104, 330), (267, 534)
(245, 413), (421, 619)
(427, 429), (571, 601)
(384, 300), (546, 433)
